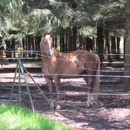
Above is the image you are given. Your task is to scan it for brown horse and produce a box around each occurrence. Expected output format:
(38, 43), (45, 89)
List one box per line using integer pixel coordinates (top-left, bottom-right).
(40, 33), (100, 109)
(0, 44), (6, 66)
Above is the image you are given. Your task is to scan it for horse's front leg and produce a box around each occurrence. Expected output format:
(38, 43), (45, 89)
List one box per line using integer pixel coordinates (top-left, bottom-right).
(54, 79), (61, 110)
(45, 78), (55, 109)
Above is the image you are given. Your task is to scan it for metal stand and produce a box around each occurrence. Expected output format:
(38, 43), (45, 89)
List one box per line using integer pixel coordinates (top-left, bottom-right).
(10, 48), (50, 113)
(10, 48), (35, 112)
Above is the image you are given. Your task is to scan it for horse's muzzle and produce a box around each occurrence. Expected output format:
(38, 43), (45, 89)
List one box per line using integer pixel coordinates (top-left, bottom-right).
(47, 54), (53, 58)
(47, 49), (53, 58)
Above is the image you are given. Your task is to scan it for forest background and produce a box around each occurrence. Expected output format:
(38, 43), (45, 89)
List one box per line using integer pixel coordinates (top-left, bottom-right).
(0, 0), (130, 91)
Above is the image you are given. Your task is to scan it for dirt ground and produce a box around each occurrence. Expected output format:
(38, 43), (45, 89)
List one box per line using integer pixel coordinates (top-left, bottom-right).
(0, 65), (130, 130)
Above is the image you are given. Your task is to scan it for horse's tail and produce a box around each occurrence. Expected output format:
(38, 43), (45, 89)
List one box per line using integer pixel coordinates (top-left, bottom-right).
(93, 55), (100, 101)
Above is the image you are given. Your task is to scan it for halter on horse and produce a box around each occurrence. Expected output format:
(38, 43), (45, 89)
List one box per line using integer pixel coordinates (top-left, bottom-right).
(40, 33), (100, 109)
(0, 44), (6, 66)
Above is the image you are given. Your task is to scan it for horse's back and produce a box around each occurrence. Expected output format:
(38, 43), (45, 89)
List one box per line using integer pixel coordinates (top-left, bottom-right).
(67, 50), (100, 73)
(55, 49), (99, 75)
(62, 50), (99, 66)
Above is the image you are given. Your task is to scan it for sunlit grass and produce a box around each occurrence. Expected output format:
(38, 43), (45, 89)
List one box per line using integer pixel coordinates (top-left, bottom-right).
(0, 104), (71, 130)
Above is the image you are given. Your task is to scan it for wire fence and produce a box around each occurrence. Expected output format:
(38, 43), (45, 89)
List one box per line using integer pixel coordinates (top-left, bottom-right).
(0, 73), (129, 112)
(0, 48), (129, 80)
(0, 48), (130, 111)
(0, 48), (129, 73)
(0, 48), (127, 60)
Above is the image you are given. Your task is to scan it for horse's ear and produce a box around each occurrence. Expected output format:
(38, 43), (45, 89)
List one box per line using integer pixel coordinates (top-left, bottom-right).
(43, 33), (46, 37)
(50, 33), (53, 38)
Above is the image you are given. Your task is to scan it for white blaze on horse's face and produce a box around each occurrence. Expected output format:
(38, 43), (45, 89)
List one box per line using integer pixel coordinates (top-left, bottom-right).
(41, 34), (53, 58)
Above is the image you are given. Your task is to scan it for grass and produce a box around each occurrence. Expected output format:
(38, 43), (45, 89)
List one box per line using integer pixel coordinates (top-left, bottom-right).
(0, 104), (71, 130)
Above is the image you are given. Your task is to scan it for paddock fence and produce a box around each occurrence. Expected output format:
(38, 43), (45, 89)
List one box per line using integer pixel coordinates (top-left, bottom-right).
(0, 46), (130, 112)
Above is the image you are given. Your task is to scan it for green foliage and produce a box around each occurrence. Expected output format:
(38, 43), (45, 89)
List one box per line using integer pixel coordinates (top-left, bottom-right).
(0, 0), (126, 37)
(0, 104), (71, 130)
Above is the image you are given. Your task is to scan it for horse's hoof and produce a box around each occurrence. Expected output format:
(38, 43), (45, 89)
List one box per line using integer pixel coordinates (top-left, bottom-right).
(56, 105), (61, 110)
(50, 105), (54, 110)
(50, 100), (55, 110)
(87, 104), (90, 107)
(87, 101), (90, 107)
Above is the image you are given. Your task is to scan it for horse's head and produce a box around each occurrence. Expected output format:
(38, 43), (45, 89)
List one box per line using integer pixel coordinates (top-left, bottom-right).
(40, 33), (53, 58)
(0, 44), (6, 51)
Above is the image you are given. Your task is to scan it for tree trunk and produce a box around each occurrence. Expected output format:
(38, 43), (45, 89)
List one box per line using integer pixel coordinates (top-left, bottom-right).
(60, 33), (65, 52)
(78, 36), (83, 50)
(68, 32), (72, 52)
(65, 34), (68, 52)
(0, 37), (2, 45)
(5, 40), (11, 58)
(60, 34), (62, 51)
(22, 38), (25, 57)
(86, 37), (93, 51)
(97, 27), (104, 66)
(124, 0), (130, 92)
(117, 36), (120, 60)
(111, 36), (116, 59)
(27, 35), (31, 57)
(32, 36), (35, 57)
(26, 35), (29, 57)
(54, 36), (57, 49)
(105, 30), (112, 63)
(124, 37), (125, 60)
(72, 26), (77, 51)
(11, 38), (15, 57)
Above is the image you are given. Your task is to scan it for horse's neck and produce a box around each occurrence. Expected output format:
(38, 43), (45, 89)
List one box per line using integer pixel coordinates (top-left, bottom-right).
(53, 48), (63, 56)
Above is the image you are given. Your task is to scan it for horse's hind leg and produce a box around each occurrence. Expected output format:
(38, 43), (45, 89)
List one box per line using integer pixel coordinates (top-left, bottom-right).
(84, 75), (95, 107)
